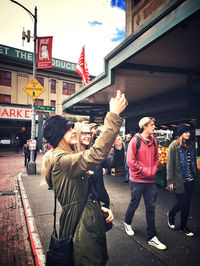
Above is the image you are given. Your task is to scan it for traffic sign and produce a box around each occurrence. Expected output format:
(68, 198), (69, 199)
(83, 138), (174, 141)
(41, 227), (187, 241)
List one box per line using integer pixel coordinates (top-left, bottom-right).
(36, 105), (56, 111)
(23, 78), (45, 100)
(29, 139), (36, 150)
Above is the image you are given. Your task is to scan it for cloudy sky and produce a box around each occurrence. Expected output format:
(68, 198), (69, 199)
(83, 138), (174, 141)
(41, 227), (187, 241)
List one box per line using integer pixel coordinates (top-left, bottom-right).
(1, 0), (126, 75)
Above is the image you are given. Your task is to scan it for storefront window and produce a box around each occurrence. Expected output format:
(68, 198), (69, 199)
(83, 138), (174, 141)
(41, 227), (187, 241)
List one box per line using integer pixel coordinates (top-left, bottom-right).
(51, 100), (56, 114)
(0, 94), (11, 103)
(51, 79), (56, 94)
(36, 99), (44, 106)
(0, 70), (11, 86)
(36, 76), (44, 86)
(63, 82), (75, 95)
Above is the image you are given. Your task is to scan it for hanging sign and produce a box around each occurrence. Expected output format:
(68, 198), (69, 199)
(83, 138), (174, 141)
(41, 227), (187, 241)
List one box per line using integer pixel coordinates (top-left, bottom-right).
(37, 36), (53, 69)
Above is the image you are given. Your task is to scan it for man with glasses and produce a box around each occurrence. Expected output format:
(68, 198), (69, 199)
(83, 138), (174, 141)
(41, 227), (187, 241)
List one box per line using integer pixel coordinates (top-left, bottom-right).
(124, 117), (167, 250)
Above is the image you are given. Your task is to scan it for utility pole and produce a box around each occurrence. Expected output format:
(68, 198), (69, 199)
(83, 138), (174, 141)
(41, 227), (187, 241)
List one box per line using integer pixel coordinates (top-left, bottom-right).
(10, 0), (37, 174)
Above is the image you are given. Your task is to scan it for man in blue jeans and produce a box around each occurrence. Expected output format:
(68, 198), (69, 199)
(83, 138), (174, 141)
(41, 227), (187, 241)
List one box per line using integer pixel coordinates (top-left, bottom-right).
(124, 117), (166, 250)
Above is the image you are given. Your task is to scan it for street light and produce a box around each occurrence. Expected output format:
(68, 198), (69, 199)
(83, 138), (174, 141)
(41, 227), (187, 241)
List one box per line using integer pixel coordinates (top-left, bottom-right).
(10, 0), (37, 174)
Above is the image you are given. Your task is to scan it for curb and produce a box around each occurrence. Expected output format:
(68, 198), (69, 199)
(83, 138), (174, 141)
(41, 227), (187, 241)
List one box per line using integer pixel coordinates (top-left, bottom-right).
(18, 172), (46, 266)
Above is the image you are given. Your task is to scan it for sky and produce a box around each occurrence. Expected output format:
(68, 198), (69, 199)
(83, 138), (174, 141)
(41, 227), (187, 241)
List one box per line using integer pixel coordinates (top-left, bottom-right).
(1, 0), (126, 76)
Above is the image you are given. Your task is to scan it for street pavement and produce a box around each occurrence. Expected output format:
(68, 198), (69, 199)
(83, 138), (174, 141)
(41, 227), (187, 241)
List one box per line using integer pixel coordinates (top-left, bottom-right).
(1, 151), (200, 266)
(21, 154), (200, 266)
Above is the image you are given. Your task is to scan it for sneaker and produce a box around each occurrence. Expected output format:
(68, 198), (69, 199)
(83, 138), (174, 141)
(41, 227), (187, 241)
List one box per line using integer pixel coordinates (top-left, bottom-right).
(180, 227), (194, 237)
(122, 180), (129, 183)
(148, 236), (167, 250)
(124, 222), (135, 236)
(167, 212), (175, 229)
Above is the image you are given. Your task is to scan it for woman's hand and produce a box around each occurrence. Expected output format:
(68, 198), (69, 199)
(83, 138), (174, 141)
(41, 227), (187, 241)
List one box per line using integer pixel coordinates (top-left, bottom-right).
(101, 206), (114, 223)
(168, 184), (174, 191)
(109, 90), (128, 115)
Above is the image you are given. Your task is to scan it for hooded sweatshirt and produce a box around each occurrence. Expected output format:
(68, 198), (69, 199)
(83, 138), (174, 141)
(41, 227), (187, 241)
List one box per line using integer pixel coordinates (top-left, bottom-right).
(127, 133), (159, 183)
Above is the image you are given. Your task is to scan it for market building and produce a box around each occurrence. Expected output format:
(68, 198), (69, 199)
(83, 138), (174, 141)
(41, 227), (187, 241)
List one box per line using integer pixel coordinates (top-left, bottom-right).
(0, 44), (88, 149)
(62, 0), (200, 145)
(62, 0), (200, 182)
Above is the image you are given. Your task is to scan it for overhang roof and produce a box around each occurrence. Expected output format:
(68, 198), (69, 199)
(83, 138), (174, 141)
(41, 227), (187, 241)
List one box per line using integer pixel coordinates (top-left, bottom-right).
(63, 0), (200, 128)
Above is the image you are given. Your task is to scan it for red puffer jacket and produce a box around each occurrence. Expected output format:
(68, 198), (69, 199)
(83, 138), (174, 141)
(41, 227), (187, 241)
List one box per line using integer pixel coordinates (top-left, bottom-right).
(127, 133), (159, 183)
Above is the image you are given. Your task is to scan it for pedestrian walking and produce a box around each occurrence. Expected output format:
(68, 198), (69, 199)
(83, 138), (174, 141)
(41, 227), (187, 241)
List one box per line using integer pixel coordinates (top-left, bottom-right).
(123, 134), (132, 183)
(42, 90), (127, 266)
(33, 140), (39, 162)
(166, 123), (197, 236)
(14, 136), (20, 153)
(124, 117), (167, 250)
(23, 140), (30, 167)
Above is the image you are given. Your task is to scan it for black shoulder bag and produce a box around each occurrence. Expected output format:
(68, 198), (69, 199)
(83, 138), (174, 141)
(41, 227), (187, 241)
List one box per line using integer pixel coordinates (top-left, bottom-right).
(46, 191), (87, 266)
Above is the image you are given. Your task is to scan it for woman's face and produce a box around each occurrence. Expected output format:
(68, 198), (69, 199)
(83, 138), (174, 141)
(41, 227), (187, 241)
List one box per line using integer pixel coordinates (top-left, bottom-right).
(63, 127), (77, 145)
(80, 125), (92, 147)
(182, 131), (190, 140)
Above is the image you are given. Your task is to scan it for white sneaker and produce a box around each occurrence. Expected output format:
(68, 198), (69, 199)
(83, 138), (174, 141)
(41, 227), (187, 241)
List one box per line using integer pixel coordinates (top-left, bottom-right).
(148, 236), (167, 250)
(124, 222), (135, 236)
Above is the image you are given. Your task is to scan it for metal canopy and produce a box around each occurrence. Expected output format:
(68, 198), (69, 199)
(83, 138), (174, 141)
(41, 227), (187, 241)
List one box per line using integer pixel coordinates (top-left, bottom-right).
(63, 0), (200, 129)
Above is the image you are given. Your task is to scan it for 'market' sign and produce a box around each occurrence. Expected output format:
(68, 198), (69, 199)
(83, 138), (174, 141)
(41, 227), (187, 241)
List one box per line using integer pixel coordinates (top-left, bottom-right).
(0, 44), (76, 72)
(0, 105), (32, 120)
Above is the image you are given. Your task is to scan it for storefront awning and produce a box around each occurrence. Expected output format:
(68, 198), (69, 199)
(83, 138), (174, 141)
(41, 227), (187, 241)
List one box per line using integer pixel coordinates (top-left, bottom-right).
(63, 0), (200, 130)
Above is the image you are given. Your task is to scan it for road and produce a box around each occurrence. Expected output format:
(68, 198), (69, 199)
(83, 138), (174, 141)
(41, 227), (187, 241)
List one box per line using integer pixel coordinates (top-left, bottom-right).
(0, 153), (200, 266)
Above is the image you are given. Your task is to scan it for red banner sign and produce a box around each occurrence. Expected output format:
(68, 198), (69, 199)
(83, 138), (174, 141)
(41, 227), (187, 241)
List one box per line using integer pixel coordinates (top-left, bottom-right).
(37, 36), (53, 69)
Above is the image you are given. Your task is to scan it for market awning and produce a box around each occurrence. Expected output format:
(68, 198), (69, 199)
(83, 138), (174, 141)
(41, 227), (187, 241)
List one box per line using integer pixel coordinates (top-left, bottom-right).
(63, 0), (200, 130)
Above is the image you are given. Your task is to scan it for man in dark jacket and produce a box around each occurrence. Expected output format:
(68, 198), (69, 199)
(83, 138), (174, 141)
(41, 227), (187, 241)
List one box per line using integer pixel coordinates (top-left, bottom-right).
(124, 117), (167, 250)
(14, 136), (20, 153)
(23, 140), (30, 167)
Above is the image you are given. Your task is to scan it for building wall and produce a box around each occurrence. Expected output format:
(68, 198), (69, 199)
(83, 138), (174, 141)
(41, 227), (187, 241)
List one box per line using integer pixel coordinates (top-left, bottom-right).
(126, 0), (171, 36)
(0, 47), (82, 117)
(0, 44), (85, 148)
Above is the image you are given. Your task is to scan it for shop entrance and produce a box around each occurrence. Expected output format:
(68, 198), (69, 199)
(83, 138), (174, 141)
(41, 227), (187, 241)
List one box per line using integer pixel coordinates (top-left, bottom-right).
(0, 119), (31, 149)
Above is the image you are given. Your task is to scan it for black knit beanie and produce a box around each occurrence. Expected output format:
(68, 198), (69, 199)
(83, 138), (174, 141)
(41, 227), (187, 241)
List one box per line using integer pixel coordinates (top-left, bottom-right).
(42, 115), (74, 148)
(177, 123), (190, 137)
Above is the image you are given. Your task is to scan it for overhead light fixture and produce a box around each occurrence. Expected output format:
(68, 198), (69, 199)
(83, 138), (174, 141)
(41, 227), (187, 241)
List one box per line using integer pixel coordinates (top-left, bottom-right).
(170, 124), (177, 127)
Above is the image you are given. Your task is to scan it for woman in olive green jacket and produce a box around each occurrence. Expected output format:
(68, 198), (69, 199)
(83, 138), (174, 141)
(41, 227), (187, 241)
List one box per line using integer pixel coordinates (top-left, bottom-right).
(166, 124), (197, 237)
(42, 91), (127, 266)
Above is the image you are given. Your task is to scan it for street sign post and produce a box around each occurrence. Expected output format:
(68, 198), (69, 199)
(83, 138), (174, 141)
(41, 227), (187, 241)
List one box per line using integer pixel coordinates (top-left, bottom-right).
(23, 78), (45, 100)
(36, 105), (55, 111)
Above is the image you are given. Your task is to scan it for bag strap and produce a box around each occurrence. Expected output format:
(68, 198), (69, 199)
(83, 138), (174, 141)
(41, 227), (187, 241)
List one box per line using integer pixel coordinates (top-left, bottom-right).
(135, 134), (156, 158)
(53, 190), (88, 238)
(53, 191), (57, 237)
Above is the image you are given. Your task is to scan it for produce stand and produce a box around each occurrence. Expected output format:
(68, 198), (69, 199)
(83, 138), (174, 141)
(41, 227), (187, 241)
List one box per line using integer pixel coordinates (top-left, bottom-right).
(155, 146), (168, 187)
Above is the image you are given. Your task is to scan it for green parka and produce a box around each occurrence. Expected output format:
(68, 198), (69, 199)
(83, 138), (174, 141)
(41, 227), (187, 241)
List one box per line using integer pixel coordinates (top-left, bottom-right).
(49, 112), (123, 266)
(166, 140), (185, 194)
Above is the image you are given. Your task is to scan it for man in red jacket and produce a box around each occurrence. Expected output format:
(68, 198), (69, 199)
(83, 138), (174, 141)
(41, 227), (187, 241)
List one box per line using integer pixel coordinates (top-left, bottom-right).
(124, 117), (167, 250)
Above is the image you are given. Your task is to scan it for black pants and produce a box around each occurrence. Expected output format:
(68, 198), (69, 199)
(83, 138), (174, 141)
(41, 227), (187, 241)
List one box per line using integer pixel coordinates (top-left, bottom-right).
(169, 181), (194, 229)
(24, 154), (30, 167)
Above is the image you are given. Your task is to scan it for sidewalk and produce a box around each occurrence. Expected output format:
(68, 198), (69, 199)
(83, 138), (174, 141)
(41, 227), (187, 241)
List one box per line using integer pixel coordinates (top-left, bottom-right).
(0, 152), (35, 265)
